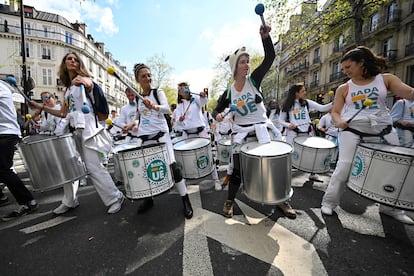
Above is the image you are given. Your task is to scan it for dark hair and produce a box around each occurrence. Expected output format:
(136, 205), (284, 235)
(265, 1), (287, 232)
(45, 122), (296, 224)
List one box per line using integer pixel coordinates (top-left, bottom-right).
(282, 83), (306, 112)
(341, 46), (387, 78)
(177, 82), (191, 103)
(133, 63), (150, 80)
(268, 99), (280, 114)
(58, 52), (92, 88)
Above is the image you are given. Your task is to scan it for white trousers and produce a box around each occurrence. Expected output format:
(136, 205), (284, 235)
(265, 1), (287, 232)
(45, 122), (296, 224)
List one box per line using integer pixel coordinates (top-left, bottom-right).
(61, 146), (123, 207)
(321, 130), (399, 209)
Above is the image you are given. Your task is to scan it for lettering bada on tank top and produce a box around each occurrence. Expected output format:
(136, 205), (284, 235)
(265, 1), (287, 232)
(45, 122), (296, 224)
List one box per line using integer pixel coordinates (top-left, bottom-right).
(230, 81), (267, 125)
(343, 74), (388, 118)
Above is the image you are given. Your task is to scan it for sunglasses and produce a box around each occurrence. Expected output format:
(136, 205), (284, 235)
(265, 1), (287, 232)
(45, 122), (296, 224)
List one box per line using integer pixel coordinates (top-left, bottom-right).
(41, 95), (51, 101)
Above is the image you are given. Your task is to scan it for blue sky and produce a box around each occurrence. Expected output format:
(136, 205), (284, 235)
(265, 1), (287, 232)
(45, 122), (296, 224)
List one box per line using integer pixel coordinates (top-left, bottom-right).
(23, 0), (266, 92)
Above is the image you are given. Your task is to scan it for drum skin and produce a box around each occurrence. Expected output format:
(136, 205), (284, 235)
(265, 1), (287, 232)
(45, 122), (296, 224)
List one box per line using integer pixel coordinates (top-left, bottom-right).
(19, 134), (87, 192)
(240, 141), (293, 205)
(348, 143), (414, 210)
(292, 136), (337, 173)
(117, 143), (174, 199)
(173, 138), (214, 179)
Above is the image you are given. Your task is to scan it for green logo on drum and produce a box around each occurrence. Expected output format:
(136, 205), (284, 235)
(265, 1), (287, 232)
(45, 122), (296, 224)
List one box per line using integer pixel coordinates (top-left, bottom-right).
(127, 171), (134, 179)
(351, 155), (363, 177)
(221, 150), (230, 159)
(197, 156), (209, 169)
(132, 159), (140, 168)
(147, 159), (167, 182)
(292, 151), (299, 160)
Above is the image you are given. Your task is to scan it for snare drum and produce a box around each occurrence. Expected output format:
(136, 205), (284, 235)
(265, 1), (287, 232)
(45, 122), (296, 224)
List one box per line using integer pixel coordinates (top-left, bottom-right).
(348, 143), (414, 210)
(292, 136), (337, 173)
(116, 143), (174, 199)
(240, 141), (293, 205)
(173, 138), (213, 179)
(19, 134), (87, 192)
(217, 139), (231, 163)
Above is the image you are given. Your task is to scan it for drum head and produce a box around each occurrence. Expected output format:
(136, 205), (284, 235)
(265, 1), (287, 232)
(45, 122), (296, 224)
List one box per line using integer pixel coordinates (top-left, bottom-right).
(113, 143), (139, 153)
(241, 141), (293, 157)
(173, 138), (210, 151)
(218, 139), (231, 146)
(360, 143), (414, 157)
(294, 136), (336, 149)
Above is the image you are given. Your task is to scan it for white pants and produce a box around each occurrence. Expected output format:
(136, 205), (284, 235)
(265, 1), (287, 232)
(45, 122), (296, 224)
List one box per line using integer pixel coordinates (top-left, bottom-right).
(61, 146), (123, 207)
(395, 127), (414, 148)
(322, 130), (399, 209)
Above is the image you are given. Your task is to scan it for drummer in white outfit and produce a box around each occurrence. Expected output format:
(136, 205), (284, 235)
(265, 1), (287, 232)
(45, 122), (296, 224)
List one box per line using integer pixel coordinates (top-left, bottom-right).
(30, 52), (125, 215)
(175, 82), (222, 191)
(320, 46), (414, 225)
(390, 98), (414, 148)
(118, 88), (139, 142)
(279, 83), (333, 181)
(127, 63), (193, 219)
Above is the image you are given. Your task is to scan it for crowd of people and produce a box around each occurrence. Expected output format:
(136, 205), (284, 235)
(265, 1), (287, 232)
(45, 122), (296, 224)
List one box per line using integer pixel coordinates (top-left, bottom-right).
(1, 24), (414, 227)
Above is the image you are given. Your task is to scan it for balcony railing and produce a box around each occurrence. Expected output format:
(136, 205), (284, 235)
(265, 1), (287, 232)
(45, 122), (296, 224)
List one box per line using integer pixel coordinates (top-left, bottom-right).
(310, 80), (319, 88)
(329, 71), (347, 82)
(363, 9), (401, 35)
(313, 56), (320, 64)
(42, 55), (51, 60)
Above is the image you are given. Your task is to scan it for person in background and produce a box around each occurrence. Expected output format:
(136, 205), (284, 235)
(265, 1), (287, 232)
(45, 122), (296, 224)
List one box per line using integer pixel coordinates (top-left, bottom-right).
(29, 52), (125, 215)
(320, 46), (414, 225)
(279, 83), (333, 181)
(109, 110), (117, 120)
(129, 63), (193, 219)
(266, 99), (284, 140)
(318, 108), (338, 143)
(213, 23), (293, 219)
(0, 79), (38, 221)
(390, 97), (414, 148)
(175, 82), (222, 191)
(119, 87), (139, 142)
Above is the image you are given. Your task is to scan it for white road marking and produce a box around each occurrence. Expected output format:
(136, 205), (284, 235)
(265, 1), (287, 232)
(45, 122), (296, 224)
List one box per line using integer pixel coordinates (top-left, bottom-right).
(20, 216), (77, 234)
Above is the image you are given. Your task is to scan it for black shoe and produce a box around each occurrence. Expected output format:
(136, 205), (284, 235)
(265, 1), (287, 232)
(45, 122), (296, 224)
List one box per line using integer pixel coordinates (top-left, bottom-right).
(0, 195), (10, 207)
(277, 202), (296, 219)
(2, 202), (38, 221)
(181, 194), (193, 219)
(137, 198), (154, 214)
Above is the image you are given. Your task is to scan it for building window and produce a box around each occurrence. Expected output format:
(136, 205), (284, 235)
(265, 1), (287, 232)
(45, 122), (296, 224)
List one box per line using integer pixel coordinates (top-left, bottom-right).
(386, 2), (397, 23)
(43, 25), (50, 38)
(24, 22), (31, 35)
(42, 68), (53, 86)
(65, 31), (73, 45)
(370, 12), (379, 32)
(313, 47), (320, 64)
(382, 37), (392, 58)
(311, 71), (319, 87)
(408, 65), (414, 87)
(41, 45), (51, 60)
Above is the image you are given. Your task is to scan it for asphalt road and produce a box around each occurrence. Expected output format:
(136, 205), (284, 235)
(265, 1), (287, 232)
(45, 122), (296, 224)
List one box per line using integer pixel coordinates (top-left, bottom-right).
(0, 149), (413, 276)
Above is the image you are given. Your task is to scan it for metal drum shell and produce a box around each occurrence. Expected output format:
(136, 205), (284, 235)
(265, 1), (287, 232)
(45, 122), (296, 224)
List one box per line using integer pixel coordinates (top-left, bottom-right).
(173, 138), (214, 179)
(240, 141), (293, 205)
(117, 143), (174, 199)
(292, 136), (337, 173)
(217, 139), (231, 164)
(19, 134), (86, 192)
(348, 143), (414, 210)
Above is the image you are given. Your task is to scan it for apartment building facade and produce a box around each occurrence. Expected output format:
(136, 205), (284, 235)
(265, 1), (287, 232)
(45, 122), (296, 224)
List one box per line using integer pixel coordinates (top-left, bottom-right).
(0, 2), (134, 112)
(276, 0), (414, 108)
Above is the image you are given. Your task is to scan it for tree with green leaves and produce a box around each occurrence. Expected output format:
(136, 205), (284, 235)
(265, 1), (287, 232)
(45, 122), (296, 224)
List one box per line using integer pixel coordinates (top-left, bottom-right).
(264, 0), (389, 47)
(146, 53), (174, 89)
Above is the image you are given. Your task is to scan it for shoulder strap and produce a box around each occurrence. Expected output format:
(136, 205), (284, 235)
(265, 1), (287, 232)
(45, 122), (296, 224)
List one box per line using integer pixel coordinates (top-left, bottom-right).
(152, 88), (160, 105)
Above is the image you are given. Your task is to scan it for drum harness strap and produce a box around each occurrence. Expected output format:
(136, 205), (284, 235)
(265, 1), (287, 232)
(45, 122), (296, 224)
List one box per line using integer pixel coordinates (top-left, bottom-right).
(343, 125), (392, 142)
(219, 129), (232, 136)
(138, 131), (165, 143)
(183, 126), (204, 135)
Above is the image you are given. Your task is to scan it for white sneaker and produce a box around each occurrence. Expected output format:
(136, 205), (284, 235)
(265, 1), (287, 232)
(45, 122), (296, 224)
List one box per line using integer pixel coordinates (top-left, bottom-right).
(53, 201), (79, 215)
(214, 180), (222, 191)
(321, 206), (333, 216)
(379, 206), (414, 225)
(309, 174), (322, 181)
(107, 194), (125, 214)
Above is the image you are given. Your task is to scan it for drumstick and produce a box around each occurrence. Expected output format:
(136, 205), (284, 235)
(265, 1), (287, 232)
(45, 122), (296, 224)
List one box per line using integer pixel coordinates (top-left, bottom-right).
(183, 97), (195, 118)
(105, 118), (136, 136)
(254, 3), (267, 32)
(107, 67), (144, 101)
(25, 114), (38, 126)
(222, 104), (237, 118)
(346, 99), (373, 123)
(6, 76), (32, 102)
(80, 84), (90, 114)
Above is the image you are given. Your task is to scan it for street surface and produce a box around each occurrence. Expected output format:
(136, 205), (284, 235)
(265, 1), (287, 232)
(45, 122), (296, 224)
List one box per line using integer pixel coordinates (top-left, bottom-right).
(0, 147), (413, 276)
